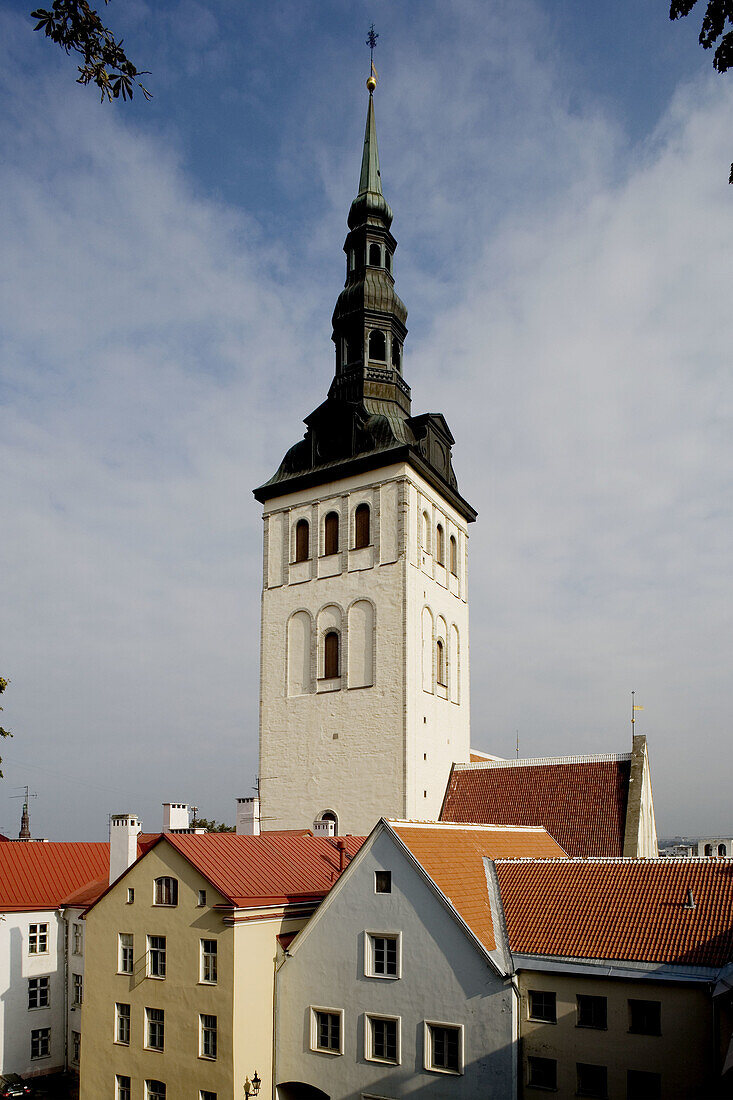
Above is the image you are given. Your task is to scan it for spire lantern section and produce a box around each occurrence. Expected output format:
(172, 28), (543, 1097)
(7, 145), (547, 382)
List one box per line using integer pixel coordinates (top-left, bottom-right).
(331, 86), (409, 418)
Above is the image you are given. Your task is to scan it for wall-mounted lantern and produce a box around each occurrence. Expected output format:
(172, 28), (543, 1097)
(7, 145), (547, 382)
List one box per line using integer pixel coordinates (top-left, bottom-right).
(244, 1072), (261, 1097)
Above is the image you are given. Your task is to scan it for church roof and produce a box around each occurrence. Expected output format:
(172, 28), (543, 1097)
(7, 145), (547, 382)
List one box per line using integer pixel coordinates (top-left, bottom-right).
(440, 755), (633, 858)
(390, 821), (567, 953)
(495, 857), (733, 968)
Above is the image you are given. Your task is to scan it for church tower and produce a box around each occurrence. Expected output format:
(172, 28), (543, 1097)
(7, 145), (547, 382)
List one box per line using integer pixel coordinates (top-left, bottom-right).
(254, 74), (476, 836)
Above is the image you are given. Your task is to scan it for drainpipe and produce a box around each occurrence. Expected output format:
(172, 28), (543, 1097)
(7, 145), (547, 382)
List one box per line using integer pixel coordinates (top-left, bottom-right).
(337, 838), (346, 874)
(60, 908), (69, 1073)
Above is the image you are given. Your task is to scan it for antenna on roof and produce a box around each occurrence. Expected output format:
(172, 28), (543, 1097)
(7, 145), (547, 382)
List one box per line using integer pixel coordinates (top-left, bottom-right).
(683, 887), (695, 910)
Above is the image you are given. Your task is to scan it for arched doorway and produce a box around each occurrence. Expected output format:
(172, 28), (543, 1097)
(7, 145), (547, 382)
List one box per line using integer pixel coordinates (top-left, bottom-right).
(277, 1084), (330, 1100)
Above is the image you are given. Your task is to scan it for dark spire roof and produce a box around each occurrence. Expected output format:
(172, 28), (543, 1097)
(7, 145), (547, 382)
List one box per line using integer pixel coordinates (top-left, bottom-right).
(254, 78), (475, 523)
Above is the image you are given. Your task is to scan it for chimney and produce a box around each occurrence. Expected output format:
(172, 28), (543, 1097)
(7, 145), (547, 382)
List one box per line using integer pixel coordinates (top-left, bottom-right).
(162, 803), (190, 833)
(109, 813), (141, 885)
(236, 797), (260, 836)
(683, 887), (696, 910)
(337, 838), (347, 873)
(313, 818), (335, 838)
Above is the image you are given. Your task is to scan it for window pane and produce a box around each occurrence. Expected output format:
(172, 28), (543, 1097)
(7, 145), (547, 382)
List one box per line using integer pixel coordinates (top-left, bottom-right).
(146, 1007), (164, 1050)
(201, 1013), (217, 1059)
(148, 936), (166, 977)
(116, 1076), (131, 1100)
(324, 631), (340, 679)
(371, 1017), (397, 1062)
(119, 932), (134, 973)
(627, 1070), (661, 1100)
(374, 871), (391, 893)
(354, 504), (370, 549)
(528, 1056), (557, 1089)
(201, 939), (218, 983)
(529, 989), (556, 1023)
(116, 1003), (131, 1044)
(629, 999), (661, 1035)
(295, 519), (309, 562)
(429, 1025), (459, 1071)
(577, 994), (607, 1029)
(577, 1062), (607, 1098)
(315, 1011), (340, 1052)
(154, 877), (178, 905)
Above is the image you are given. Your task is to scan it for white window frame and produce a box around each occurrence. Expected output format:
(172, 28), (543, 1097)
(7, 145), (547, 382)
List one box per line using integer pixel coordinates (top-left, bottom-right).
(116, 1076), (131, 1100)
(199, 1092), (217, 1100)
(153, 876), (178, 906)
(200, 938), (217, 984)
(72, 972), (83, 1005)
(364, 1012), (401, 1065)
(364, 931), (401, 979)
(309, 1006), (344, 1056)
(126, 888), (134, 904)
(145, 1006), (165, 1051)
(199, 1013), (218, 1060)
(28, 922), (49, 955)
(28, 975), (50, 1010)
(71, 1029), (81, 1064)
(423, 1020), (464, 1076)
(147, 934), (166, 979)
(118, 932), (134, 974)
(197, 889), (207, 907)
(72, 922), (83, 955)
(145, 1082), (166, 1100)
(115, 1002), (131, 1045)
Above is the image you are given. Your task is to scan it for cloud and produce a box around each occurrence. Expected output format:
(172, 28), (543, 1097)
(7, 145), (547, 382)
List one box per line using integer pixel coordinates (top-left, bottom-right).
(0, 2), (730, 837)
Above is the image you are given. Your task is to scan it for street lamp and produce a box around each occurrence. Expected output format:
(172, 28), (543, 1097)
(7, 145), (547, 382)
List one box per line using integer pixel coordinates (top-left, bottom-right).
(244, 1072), (261, 1097)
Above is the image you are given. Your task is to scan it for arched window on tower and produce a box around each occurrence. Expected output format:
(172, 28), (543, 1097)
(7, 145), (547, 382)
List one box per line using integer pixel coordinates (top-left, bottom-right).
(391, 338), (401, 371)
(324, 631), (340, 680)
(705, 844), (713, 856)
(436, 639), (446, 686)
(719, 843), (727, 856)
(436, 524), (445, 566)
(449, 535), (458, 576)
(354, 503), (370, 549)
(422, 511), (431, 554)
(368, 330), (386, 362)
(369, 242), (382, 266)
(324, 512), (339, 556)
(295, 519), (309, 562)
(385, 250), (392, 273)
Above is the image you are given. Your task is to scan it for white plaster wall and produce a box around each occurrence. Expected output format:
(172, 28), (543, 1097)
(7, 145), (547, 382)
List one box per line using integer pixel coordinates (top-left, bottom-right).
(0, 909), (66, 1076)
(258, 462), (472, 837)
(275, 828), (514, 1100)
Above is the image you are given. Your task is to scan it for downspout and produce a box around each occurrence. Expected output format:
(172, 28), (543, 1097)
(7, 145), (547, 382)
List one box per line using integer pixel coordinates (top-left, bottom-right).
(60, 908), (69, 1072)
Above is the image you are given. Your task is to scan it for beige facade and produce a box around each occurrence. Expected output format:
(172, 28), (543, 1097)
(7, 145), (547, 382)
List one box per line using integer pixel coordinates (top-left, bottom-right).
(518, 966), (721, 1099)
(80, 841), (309, 1100)
(259, 461), (472, 838)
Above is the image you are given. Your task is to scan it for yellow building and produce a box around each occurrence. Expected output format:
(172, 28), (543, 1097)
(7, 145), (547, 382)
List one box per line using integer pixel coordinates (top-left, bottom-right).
(80, 831), (362, 1100)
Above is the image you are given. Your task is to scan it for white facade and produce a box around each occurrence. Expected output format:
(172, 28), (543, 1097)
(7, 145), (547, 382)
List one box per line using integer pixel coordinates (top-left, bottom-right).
(275, 823), (514, 1100)
(259, 461), (471, 837)
(0, 906), (86, 1078)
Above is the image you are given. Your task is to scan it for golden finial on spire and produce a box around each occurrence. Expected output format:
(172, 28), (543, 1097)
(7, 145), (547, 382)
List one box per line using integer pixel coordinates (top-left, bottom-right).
(366, 24), (378, 92)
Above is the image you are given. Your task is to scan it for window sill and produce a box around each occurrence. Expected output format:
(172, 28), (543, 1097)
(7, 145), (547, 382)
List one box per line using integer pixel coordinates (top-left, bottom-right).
(425, 1066), (462, 1077)
(576, 1024), (607, 1031)
(312, 1047), (342, 1057)
(628, 1030), (661, 1037)
(146, 974), (166, 981)
(117, 970), (134, 977)
(198, 1055), (217, 1062)
(152, 903), (177, 908)
(317, 677), (341, 693)
(529, 1017), (557, 1025)
(28, 1005), (50, 1012)
(113, 1040), (130, 1048)
(198, 980), (217, 986)
(365, 972), (400, 981)
(365, 1056), (400, 1067)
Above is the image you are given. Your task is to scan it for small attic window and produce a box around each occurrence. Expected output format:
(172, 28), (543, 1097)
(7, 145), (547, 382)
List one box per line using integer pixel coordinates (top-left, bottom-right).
(369, 330), (386, 362)
(375, 870), (391, 894)
(369, 242), (382, 266)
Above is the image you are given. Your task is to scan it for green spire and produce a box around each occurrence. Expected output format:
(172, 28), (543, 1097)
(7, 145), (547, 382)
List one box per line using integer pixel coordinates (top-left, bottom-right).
(358, 91), (382, 197)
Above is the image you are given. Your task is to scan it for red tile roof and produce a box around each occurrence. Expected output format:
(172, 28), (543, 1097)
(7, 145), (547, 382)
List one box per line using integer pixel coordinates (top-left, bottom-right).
(495, 858), (733, 968)
(162, 832), (366, 907)
(390, 822), (567, 953)
(0, 842), (110, 912)
(441, 756), (631, 857)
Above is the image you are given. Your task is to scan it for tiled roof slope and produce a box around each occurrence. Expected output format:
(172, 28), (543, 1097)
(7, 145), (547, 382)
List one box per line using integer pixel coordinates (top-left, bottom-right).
(390, 822), (567, 953)
(164, 832), (365, 907)
(441, 756), (631, 857)
(495, 858), (733, 968)
(0, 842), (110, 912)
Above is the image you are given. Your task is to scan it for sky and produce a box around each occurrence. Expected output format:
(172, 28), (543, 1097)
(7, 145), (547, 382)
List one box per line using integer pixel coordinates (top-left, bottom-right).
(0, 0), (731, 840)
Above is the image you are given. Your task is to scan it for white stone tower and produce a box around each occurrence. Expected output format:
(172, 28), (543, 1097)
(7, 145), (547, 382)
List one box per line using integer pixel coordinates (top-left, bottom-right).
(254, 76), (476, 836)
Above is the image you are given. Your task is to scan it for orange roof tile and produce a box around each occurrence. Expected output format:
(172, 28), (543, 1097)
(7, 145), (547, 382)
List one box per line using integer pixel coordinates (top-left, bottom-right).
(390, 822), (567, 953)
(162, 832), (366, 907)
(441, 757), (631, 857)
(0, 842), (110, 912)
(495, 858), (733, 968)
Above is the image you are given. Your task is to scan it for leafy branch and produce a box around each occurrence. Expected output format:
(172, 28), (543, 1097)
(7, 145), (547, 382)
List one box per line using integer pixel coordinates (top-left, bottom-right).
(31, 1), (151, 102)
(670, 0), (733, 180)
(0, 678), (13, 781)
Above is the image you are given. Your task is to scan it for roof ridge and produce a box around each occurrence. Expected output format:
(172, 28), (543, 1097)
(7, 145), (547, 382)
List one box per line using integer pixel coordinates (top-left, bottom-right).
(389, 819), (549, 833)
(494, 856), (733, 864)
(454, 753), (632, 770)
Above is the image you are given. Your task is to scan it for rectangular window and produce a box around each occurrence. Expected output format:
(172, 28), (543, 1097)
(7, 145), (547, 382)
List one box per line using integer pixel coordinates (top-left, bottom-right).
(72, 1030), (81, 1064)
(200, 1014), (217, 1060)
(200, 1093), (217, 1100)
(116, 1075), (131, 1100)
(31, 1027), (50, 1059)
(118, 932), (134, 974)
(127, 887), (135, 904)
(115, 1002), (131, 1045)
(529, 989), (557, 1023)
(366, 933), (399, 978)
(628, 998), (661, 1035)
(147, 935), (166, 978)
(374, 870), (391, 894)
(527, 1055), (557, 1090)
(577, 1062), (607, 1098)
(311, 1008), (342, 1054)
(577, 994), (607, 1030)
(72, 922), (83, 955)
(201, 939), (217, 984)
(627, 1070), (661, 1100)
(28, 976), (50, 1009)
(366, 1015), (399, 1064)
(153, 876), (178, 906)
(28, 923), (49, 954)
(145, 1082), (166, 1100)
(425, 1022), (462, 1074)
(72, 973), (83, 1005)
(146, 1007), (165, 1051)
(198, 889), (207, 907)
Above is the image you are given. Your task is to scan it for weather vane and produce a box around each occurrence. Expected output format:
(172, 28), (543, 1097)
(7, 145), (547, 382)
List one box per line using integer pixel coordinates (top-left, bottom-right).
(366, 24), (379, 91)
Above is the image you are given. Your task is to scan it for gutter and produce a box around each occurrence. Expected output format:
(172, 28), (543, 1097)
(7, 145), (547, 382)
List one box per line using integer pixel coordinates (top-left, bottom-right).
(511, 953), (721, 985)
